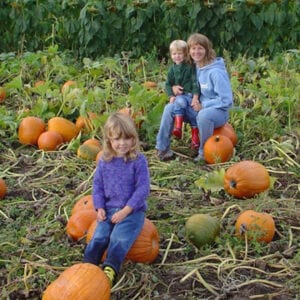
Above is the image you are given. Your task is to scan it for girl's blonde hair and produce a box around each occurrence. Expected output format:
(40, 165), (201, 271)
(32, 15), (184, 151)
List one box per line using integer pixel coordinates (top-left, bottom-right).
(169, 40), (188, 57)
(187, 33), (216, 66)
(102, 112), (139, 161)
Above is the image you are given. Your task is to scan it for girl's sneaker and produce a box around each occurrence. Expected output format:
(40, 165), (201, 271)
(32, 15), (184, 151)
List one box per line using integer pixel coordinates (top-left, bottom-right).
(103, 266), (116, 287)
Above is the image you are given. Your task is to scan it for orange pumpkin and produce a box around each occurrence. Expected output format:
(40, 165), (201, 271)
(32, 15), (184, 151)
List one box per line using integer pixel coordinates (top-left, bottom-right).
(75, 112), (98, 133)
(203, 135), (234, 164)
(224, 160), (270, 199)
(86, 218), (160, 263)
(18, 116), (46, 145)
(66, 210), (97, 241)
(42, 263), (110, 300)
(61, 80), (77, 93)
(47, 117), (79, 142)
(142, 81), (157, 89)
(77, 144), (101, 161)
(37, 131), (64, 151)
(126, 218), (160, 263)
(96, 150), (103, 163)
(71, 195), (94, 215)
(0, 178), (7, 199)
(34, 80), (46, 87)
(235, 210), (275, 243)
(0, 87), (6, 103)
(213, 123), (237, 146)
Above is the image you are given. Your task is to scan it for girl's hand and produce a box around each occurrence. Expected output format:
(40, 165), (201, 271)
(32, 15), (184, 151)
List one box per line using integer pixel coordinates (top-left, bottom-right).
(97, 208), (106, 221)
(111, 206), (132, 224)
(172, 85), (183, 95)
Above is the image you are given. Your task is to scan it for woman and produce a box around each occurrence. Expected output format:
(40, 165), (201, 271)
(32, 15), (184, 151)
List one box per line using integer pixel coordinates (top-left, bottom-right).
(187, 33), (233, 161)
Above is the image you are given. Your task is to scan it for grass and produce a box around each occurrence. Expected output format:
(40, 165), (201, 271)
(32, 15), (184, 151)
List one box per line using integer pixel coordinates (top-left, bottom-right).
(0, 49), (299, 299)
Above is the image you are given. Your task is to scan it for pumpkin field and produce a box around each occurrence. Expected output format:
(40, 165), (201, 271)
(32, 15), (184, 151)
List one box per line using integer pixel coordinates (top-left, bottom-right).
(0, 47), (299, 299)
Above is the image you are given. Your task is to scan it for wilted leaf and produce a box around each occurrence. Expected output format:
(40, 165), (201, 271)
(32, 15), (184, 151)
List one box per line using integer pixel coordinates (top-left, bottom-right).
(194, 168), (225, 192)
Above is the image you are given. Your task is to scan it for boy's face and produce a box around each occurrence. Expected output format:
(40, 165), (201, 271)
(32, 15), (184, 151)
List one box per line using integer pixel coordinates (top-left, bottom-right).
(171, 49), (185, 65)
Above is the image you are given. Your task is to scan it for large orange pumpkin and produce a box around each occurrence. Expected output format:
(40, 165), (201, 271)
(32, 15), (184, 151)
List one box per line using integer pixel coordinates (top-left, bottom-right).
(18, 116), (46, 145)
(42, 263), (110, 300)
(71, 195), (94, 215)
(47, 117), (79, 142)
(203, 135), (234, 164)
(213, 123), (237, 146)
(86, 218), (160, 263)
(224, 160), (270, 199)
(66, 210), (97, 241)
(0, 178), (7, 199)
(37, 131), (64, 151)
(235, 210), (275, 243)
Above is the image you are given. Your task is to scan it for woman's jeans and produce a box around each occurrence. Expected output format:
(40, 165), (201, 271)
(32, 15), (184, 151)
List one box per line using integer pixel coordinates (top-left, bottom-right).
(197, 107), (229, 155)
(173, 94), (197, 127)
(83, 208), (145, 273)
(156, 103), (198, 151)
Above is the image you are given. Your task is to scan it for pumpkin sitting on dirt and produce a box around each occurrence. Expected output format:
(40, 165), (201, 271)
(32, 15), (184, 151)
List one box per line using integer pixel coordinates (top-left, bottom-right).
(47, 117), (79, 142)
(0, 178), (7, 199)
(185, 214), (220, 249)
(18, 116), (46, 145)
(42, 263), (110, 300)
(224, 160), (270, 199)
(235, 210), (275, 243)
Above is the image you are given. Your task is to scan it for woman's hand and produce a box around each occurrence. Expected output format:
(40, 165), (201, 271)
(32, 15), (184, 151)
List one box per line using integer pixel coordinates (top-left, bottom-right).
(172, 85), (183, 96)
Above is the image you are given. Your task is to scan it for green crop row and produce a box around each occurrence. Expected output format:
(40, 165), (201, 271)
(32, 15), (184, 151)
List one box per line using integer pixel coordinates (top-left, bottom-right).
(0, 0), (299, 59)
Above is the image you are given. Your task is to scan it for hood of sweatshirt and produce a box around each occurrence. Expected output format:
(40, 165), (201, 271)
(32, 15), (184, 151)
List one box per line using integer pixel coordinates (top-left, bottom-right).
(196, 57), (233, 109)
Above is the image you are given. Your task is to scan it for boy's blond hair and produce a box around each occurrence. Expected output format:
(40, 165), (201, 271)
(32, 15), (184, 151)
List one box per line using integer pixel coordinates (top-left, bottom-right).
(169, 39), (188, 57)
(102, 113), (140, 162)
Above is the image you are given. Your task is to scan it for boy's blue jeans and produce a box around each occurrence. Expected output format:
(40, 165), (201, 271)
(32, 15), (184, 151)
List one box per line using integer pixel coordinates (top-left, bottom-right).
(83, 208), (145, 273)
(156, 102), (198, 152)
(173, 94), (197, 127)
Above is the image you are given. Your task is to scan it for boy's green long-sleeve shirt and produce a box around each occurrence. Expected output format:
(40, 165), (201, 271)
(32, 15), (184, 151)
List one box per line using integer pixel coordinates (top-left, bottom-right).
(165, 62), (199, 97)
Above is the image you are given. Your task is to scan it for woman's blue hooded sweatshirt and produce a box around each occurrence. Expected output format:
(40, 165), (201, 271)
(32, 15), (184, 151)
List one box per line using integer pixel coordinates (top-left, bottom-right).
(196, 57), (233, 110)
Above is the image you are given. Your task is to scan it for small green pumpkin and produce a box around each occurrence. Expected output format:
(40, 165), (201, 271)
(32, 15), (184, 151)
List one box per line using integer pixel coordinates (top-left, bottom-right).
(185, 214), (220, 249)
(77, 144), (101, 161)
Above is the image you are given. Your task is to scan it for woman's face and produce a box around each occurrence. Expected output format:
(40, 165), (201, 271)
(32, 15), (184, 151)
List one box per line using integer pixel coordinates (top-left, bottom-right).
(189, 43), (206, 65)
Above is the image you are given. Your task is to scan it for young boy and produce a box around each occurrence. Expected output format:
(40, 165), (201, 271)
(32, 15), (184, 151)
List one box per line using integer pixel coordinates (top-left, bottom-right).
(165, 39), (200, 149)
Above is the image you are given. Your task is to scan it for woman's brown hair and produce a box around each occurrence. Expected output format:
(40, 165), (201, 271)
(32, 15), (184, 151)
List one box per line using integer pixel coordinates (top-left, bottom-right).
(187, 33), (216, 66)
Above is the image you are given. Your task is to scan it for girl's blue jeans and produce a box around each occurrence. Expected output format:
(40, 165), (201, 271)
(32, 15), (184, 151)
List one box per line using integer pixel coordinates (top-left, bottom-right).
(83, 208), (145, 273)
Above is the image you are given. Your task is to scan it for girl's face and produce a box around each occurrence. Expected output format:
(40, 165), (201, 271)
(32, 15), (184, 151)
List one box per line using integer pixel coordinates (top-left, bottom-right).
(189, 44), (206, 65)
(110, 137), (133, 157)
(171, 50), (185, 65)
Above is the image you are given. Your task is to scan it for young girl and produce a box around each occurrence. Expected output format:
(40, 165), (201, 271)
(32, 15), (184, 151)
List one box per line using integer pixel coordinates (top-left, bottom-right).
(83, 112), (150, 286)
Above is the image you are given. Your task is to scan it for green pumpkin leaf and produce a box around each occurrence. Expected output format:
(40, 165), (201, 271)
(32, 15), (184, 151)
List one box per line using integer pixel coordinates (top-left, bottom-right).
(194, 168), (225, 192)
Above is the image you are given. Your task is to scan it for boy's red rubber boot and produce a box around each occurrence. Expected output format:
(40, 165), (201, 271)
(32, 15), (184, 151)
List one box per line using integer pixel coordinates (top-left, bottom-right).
(191, 127), (200, 149)
(172, 115), (183, 139)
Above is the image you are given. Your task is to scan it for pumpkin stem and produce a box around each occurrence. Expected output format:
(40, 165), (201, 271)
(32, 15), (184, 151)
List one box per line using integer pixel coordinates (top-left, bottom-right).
(229, 180), (237, 189)
(215, 135), (220, 142)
